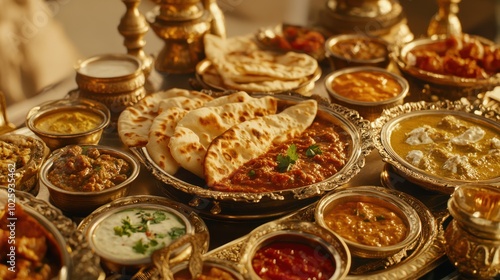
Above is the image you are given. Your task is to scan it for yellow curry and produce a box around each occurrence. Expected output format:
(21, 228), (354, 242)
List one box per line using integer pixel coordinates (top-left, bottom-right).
(390, 114), (500, 180)
(35, 108), (103, 134)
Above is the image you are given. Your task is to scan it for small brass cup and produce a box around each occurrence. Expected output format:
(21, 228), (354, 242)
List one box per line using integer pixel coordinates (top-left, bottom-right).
(75, 54), (146, 120)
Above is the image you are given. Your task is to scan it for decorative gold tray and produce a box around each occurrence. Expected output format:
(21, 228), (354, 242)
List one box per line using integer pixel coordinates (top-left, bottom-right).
(206, 187), (447, 280)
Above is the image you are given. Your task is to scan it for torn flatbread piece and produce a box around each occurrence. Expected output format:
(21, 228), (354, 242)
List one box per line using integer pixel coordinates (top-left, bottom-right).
(146, 107), (188, 175)
(117, 88), (213, 147)
(169, 96), (278, 177)
(204, 99), (318, 186)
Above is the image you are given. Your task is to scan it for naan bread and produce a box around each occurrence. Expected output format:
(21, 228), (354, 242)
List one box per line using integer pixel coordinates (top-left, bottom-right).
(169, 96), (278, 177)
(203, 34), (318, 93)
(145, 91), (254, 175)
(145, 107), (188, 175)
(204, 99), (318, 186)
(117, 88), (213, 147)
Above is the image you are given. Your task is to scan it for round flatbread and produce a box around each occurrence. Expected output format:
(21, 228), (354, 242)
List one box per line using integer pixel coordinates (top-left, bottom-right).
(203, 34), (318, 93)
(204, 99), (318, 186)
(117, 88), (213, 147)
(169, 95), (278, 177)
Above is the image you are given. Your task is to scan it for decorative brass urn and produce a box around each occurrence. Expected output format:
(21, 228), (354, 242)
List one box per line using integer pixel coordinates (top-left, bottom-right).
(444, 184), (500, 279)
(147, 0), (213, 74)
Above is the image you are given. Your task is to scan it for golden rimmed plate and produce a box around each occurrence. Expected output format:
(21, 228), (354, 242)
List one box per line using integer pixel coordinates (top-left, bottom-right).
(0, 188), (105, 279)
(131, 93), (372, 220)
(372, 100), (500, 194)
(195, 59), (322, 96)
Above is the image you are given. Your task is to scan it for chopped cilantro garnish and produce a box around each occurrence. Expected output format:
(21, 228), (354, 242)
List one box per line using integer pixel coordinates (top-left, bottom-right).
(133, 239), (148, 254)
(306, 144), (322, 157)
(276, 144), (299, 173)
(169, 227), (186, 240)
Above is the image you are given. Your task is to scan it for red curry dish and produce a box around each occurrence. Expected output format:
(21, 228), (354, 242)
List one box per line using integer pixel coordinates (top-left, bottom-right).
(48, 145), (132, 192)
(210, 119), (349, 193)
(252, 241), (336, 280)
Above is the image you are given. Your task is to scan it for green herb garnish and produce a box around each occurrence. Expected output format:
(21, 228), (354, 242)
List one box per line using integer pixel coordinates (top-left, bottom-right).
(113, 210), (186, 255)
(133, 239), (149, 254)
(248, 170), (256, 178)
(276, 144), (299, 173)
(306, 144), (322, 157)
(169, 227), (186, 240)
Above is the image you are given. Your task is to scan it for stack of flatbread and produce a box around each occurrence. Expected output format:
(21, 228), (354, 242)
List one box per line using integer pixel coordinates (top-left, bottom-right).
(118, 88), (318, 188)
(200, 34), (319, 96)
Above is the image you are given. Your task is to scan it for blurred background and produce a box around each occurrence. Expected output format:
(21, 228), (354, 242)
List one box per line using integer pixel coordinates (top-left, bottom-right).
(2, 0), (499, 125)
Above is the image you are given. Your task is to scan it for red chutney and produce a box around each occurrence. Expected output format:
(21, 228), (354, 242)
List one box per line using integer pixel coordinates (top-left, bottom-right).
(211, 120), (349, 192)
(252, 241), (336, 280)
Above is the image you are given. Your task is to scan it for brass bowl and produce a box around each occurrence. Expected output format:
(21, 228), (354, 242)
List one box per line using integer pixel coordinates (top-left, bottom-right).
(392, 35), (500, 101)
(78, 195), (209, 276)
(325, 34), (390, 71)
(0, 200), (74, 280)
(373, 100), (500, 194)
(239, 220), (350, 280)
(39, 145), (140, 216)
(324, 66), (408, 121)
(75, 54), (146, 117)
(26, 97), (110, 150)
(0, 133), (48, 193)
(315, 186), (421, 259)
(1, 188), (105, 279)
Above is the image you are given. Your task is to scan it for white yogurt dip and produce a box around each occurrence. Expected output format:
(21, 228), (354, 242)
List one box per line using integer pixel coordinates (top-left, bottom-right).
(90, 207), (187, 263)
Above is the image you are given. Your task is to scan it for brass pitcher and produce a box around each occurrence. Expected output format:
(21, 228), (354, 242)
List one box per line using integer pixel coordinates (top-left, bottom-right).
(147, 0), (214, 74)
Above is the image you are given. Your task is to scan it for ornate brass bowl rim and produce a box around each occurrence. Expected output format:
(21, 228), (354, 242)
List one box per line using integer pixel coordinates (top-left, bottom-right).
(372, 100), (500, 194)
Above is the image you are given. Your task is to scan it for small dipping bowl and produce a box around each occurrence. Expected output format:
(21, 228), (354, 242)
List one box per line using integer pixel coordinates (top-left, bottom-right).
(315, 186), (421, 259)
(325, 34), (390, 70)
(26, 97), (110, 150)
(39, 145), (139, 216)
(81, 199), (200, 275)
(325, 66), (409, 121)
(239, 220), (350, 280)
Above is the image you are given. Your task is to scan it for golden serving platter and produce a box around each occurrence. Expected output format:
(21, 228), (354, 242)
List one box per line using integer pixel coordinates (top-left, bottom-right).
(131, 93), (373, 220)
(195, 59), (322, 96)
(2, 188), (105, 279)
(206, 187), (444, 280)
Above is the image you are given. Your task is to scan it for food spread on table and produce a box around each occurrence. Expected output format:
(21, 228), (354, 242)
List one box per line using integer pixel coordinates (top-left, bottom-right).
(2, 1), (500, 279)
